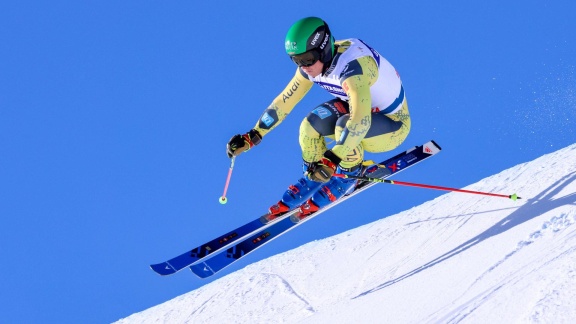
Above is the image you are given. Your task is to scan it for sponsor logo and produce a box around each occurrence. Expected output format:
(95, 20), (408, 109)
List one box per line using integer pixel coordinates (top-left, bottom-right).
(282, 80), (300, 102)
(252, 232), (271, 244)
(423, 144), (439, 155)
(218, 232), (238, 245)
(339, 60), (363, 80)
(285, 40), (298, 53)
(311, 32), (321, 46)
(320, 33), (329, 50)
(404, 153), (417, 163)
(261, 112), (275, 127)
(312, 107), (332, 119)
(341, 67), (358, 79)
(316, 82), (346, 96)
(341, 63), (350, 75)
(387, 158), (410, 172)
(334, 102), (347, 114)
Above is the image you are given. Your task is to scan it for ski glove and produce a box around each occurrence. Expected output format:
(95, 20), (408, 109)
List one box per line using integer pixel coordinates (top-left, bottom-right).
(307, 150), (341, 183)
(226, 129), (262, 158)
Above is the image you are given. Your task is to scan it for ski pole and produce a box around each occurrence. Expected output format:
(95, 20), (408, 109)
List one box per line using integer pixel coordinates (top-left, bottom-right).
(333, 174), (521, 201)
(219, 156), (235, 205)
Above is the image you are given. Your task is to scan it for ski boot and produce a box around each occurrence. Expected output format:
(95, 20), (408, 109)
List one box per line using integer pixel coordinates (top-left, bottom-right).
(291, 164), (362, 222)
(262, 162), (324, 223)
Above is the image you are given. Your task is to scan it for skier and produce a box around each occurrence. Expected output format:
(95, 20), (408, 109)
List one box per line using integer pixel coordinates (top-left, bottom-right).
(226, 17), (411, 220)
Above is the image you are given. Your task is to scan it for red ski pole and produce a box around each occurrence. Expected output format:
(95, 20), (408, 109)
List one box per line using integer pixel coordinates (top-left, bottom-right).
(219, 156), (235, 205)
(333, 174), (521, 201)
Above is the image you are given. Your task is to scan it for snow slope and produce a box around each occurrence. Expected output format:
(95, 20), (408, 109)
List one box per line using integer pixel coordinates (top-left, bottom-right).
(117, 143), (576, 323)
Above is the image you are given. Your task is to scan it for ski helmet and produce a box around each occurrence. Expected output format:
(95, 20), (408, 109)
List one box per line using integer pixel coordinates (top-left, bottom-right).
(285, 17), (335, 67)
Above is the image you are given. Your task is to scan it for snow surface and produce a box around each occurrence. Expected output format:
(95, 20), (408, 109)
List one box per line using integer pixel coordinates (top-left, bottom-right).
(117, 144), (576, 323)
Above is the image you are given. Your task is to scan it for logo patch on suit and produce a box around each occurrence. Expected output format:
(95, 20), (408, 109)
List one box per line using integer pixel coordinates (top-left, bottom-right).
(261, 112), (275, 127)
(312, 107), (332, 119)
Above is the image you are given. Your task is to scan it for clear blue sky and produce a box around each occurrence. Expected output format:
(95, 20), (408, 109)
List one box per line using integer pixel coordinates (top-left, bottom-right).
(1, 1), (575, 323)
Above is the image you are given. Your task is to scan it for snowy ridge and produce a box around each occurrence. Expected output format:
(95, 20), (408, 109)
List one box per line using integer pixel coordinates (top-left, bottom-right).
(118, 143), (576, 323)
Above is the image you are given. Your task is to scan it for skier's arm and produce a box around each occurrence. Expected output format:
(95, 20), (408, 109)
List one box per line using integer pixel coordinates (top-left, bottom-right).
(227, 70), (312, 158)
(253, 69), (313, 137)
(330, 55), (378, 160)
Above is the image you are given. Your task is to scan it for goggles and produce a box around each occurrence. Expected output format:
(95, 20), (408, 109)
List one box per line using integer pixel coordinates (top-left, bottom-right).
(290, 50), (321, 67)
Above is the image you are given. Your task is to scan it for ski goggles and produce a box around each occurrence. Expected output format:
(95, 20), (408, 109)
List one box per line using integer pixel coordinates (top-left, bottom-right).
(290, 49), (321, 67)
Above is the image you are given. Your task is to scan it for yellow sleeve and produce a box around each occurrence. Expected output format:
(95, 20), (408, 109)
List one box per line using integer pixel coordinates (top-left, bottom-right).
(253, 69), (313, 137)
(331, 56), (378, 159)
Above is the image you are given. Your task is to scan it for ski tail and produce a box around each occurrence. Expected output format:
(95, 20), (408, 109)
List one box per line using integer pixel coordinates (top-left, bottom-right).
(150, 209), (300, 276)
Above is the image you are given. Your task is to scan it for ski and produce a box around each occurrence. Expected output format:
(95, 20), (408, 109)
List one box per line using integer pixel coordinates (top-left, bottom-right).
(150, 208), (299, 276)
(189, 140), (442, 278)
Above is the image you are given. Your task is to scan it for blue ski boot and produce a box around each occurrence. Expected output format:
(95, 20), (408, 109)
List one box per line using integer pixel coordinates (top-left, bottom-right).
(292, 163), (362, 222)
(265, 161), (324, 221)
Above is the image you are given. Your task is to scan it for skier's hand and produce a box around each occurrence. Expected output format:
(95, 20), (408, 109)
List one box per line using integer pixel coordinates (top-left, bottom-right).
(307, 150), (341, 182)
(226, 129), (262, 158)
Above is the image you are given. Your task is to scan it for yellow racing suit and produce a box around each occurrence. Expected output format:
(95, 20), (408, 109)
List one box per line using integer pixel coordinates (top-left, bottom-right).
(253, 38), (410, 169)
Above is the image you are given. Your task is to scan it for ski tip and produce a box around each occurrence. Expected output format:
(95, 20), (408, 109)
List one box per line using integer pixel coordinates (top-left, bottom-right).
(430, 140), (442, 150)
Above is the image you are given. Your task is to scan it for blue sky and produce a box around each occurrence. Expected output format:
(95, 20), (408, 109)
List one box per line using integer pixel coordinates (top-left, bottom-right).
(1, 1), (575, 323)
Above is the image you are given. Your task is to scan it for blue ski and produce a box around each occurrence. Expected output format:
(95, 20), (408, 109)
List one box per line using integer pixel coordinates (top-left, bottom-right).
(150, 208), (299, 275)
(190, 140), (442, 278)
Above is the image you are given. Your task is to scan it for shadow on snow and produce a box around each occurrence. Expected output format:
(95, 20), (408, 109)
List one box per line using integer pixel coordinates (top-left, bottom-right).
(353, 171), (576, 299)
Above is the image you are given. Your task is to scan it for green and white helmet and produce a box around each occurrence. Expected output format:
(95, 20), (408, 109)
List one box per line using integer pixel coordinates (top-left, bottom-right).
(285, 17), (335, 67)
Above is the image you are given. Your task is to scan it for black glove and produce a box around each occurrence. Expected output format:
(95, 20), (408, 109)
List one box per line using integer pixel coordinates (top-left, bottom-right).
(226, 129), (262, 158)
(307, 150), (341, 182)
